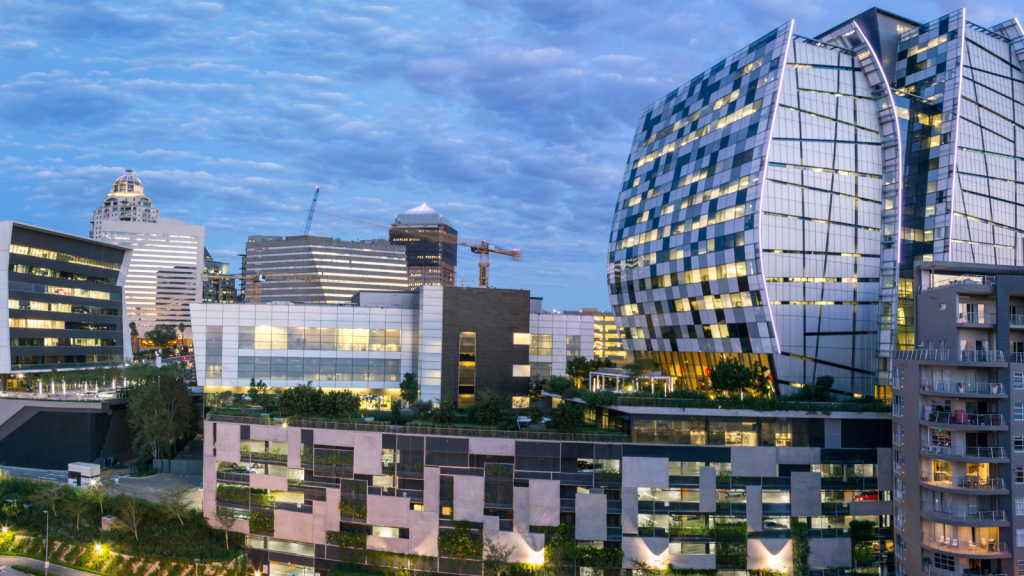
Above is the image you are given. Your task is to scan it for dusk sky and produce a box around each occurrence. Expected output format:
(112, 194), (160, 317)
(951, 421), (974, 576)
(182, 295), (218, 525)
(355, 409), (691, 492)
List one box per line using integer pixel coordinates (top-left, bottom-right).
(1, 0), (1020, 311)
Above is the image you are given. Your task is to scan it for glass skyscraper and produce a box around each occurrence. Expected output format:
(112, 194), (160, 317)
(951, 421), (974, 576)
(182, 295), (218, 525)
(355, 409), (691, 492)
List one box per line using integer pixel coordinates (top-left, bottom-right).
(608, 8), (1024, 398)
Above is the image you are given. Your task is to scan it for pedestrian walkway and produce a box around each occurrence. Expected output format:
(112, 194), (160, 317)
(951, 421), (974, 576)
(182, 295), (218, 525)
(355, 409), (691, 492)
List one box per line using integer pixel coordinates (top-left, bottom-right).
(0, 556), (95, 576)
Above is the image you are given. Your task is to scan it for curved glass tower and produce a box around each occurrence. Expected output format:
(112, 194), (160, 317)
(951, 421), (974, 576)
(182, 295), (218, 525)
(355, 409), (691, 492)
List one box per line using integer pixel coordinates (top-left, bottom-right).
(608, 8), (1024, 398)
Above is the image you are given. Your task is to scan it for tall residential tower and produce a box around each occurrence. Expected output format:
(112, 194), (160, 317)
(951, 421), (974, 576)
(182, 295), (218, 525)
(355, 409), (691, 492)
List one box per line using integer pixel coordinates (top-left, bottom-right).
(389, 203), (458, 287)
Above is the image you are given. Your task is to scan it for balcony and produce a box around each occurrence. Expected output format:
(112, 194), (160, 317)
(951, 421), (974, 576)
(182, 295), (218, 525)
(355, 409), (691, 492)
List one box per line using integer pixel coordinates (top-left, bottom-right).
(921, 507), (1008, 526)
(924, 533), (1009, 557)
(894, 349), (1004, 362)
(921, 475), (1006, 493)
(1010, 314), (1024, 327)
(958, 312), (997, 325)
(920, 444), (1007, 461)
(922, 275), (995, 293)
(920, 410), (1005, 428)
(920, 381), (1005, 396)
(1013, 352), (1024, 364)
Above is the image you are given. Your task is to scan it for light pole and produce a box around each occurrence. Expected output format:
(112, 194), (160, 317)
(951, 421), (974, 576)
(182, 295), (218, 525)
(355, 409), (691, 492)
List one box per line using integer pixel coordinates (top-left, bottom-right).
(43, 510), (48, 576)
(194, 558), (200, 576)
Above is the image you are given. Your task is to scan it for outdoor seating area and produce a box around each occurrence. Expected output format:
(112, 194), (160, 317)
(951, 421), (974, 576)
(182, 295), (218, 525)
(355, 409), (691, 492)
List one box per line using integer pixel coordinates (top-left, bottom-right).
(589, 369), (674, 396)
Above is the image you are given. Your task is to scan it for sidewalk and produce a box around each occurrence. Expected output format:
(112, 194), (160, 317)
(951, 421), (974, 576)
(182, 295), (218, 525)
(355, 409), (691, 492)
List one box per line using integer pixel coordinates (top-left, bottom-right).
(0, 556), (95, 576)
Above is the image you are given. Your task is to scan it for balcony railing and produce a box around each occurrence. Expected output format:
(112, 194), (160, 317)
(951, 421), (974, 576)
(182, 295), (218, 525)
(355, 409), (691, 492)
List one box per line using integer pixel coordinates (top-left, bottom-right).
(926, 533), (1007, 554)
(922, 275), (995, 292)
(920, 444), (1006, 459)
(894, 349), (1004, 362)
(921, 381), (1004, 395)
(1013, 352), (1024, 363)
(922, 507), (1006, 523)
(921, 411), (1005, 426)
(1010, 314), (1024, 327)
(921, 475), (1005, 490)
(958, 312), (997, 324)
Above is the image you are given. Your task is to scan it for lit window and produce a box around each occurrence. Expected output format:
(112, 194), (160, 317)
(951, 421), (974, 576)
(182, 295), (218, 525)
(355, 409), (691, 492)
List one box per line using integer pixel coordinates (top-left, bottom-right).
(512, 365), (531, 378)
(513, 333), (531, 346)
(1016, 467), (1024, 484)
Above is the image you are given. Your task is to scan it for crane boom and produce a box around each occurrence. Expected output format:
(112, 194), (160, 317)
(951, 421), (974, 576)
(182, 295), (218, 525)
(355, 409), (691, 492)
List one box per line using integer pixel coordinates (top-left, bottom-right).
(301, 186), (320, 235)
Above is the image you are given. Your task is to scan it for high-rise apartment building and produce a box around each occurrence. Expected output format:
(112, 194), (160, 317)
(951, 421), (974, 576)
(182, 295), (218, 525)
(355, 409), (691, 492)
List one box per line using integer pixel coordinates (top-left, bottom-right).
(608, 8), (1024, 398)
(240, 235), (408, 304)
(389, 203), (458, 287)
(202, 249), (237, 303)
(90, 172), (204, 332)
(1, 221), (132, 380)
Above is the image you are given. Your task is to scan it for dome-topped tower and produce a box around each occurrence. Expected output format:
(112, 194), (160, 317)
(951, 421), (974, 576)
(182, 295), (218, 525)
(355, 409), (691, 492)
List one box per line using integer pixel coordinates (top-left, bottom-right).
(89, 169), (160, 236)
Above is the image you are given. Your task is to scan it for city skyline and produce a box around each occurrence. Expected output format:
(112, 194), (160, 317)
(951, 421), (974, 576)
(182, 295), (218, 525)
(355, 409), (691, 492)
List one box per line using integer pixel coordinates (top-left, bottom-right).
(2, 0), (1022, 313)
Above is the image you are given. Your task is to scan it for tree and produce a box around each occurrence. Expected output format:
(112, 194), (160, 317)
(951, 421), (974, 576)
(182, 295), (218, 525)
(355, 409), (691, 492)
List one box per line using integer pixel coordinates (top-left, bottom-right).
(566, 356), (592, 387)
(212, 506), (236, 551)
(709, 357), (773, 398)
(433, 400), (457, 426)
(276, 382), (323, 416)
(247, 379), (272, 410)
(29, 484), (62, 517)
(549, 401), (584, 431)
(472, 390), (506, 426)
(90, 481), (115, 516)
(390, 400), (402, 424)
(157, 485), (193, 526)
(126, 369), (196, 460)
(589, 356), (614, 370)
(114, 494), (143, 541)
(482, 535), (516, 576)
(624, 358), (659, 387)
(410, 400), (433, 421)
(850, 519), (876, 570)
(399, 372), (419, 406)
(337, 390), (362, 419)
(177, 322), (187, 341)
(62, 496), (91, 530)
(144, 324), (178, 349)
(129, 322), (139, 339)
(528, 379), (545, 401)
(526, 405), (544, 424)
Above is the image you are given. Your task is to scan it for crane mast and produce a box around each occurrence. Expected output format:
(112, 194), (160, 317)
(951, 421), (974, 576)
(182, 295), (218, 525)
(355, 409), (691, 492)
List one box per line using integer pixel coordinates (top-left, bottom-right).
(301, 186), (320, 235)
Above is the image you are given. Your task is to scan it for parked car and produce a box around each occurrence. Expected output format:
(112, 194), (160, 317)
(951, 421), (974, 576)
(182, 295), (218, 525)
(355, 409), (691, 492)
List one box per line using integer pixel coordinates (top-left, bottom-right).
(854, 492), (879, 501)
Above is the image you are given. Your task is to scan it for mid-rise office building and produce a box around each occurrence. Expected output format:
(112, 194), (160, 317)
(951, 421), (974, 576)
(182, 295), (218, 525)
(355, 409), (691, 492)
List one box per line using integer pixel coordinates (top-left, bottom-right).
(389, 203), (458, 287)
(240, 236), (408, 304)
(893, 262), (1024, 576)
(204, 404), (892, 576)
(203, 249), (237, 303)
(608, 8), (1024, 398)
(566, 307), (628, 363)
(0, 220), (132, 380)
(191, 287), (602, 405)
(90, 171), (204, 332)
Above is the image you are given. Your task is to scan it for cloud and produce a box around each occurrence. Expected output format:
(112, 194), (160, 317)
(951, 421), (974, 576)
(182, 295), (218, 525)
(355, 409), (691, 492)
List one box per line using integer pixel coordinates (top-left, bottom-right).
(2, 40), (39, 60)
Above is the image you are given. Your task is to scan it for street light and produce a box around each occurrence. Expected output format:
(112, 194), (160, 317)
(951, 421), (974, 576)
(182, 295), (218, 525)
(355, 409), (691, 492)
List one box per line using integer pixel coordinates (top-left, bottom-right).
(43, 510), (48, 576)
(194, 558), (200, 576)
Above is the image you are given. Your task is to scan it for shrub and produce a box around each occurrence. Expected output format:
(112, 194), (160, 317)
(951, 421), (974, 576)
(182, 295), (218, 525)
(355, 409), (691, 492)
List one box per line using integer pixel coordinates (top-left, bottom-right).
(410, 400), (433, 420)
(432, 400), (457, 426)
(549, 401), (584, 431)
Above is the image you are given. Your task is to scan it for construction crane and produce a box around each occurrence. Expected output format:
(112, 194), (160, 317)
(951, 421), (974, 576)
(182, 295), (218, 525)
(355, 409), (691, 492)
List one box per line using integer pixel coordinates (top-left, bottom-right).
(201, 272), (321, 304)
(300, 186), (320, 235)
(398, 229), (521, 288)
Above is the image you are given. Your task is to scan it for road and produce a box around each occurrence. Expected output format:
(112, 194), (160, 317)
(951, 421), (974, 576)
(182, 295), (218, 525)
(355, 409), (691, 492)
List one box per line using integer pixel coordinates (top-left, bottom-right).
(0, 556), (96, 576)
(0, 467), (203, 509)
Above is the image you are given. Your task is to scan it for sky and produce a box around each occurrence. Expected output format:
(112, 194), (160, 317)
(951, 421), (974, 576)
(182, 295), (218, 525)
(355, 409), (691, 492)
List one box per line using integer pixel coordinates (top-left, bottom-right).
(1, 0), (1021, 311)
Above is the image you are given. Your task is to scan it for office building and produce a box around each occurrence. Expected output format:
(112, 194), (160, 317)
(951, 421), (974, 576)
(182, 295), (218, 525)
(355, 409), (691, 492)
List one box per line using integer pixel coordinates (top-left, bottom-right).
(203, 249), (237, 303)
(204, 403), (892, 576)
(240, 236), (408, 304)
(566, 307), (628, 363)
(90, 171), (204, 332)
(608, 8), (1024, 398)
(892, 262), (1024, 576)
(89, 169), (159, 227)
(191, 287), (601, 404)
(389, 203), (458, 287)
(0, 220), (132, 378)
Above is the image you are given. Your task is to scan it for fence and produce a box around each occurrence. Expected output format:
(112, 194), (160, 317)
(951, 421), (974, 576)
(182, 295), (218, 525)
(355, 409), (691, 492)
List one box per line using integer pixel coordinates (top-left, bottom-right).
(153, 459), (204, 475)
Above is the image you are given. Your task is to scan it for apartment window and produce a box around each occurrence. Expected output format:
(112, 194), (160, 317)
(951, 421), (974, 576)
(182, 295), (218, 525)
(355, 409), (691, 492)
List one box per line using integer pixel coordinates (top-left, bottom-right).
(1016, 497), (1024, 516)
(513, 333), (531, 346)
(512, 365), (530, 378)
(931, 429), (951, 447)
(893, 396), (904, 417)
(1018, 561), (1024, 576)
(530, 334), (553, 355)
(1016, 403), (1024, 421)
(934, 554), (954, 572)
(1016, 466), (1024, 484)
(1016, 372), (1024, 389)
(1016, 435), (1024, 453)
(895, 507), (904, 531)
(1018, 530), (1024, 547)
(894, 478), (904, 502)
(458, 332), (476, 409)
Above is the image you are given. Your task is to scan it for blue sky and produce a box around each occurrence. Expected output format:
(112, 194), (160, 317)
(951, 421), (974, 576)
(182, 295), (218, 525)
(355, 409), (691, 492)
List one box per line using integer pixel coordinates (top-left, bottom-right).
(1, 0), (1020, 311)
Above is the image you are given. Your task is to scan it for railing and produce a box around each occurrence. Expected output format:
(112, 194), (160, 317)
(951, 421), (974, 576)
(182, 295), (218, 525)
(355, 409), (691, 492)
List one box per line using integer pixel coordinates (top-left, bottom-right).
(606, 527), (622, 540)
(612, 397), (891, 413)
(240, 450), (287, 464)
(922, 508), (1006, 523)
(1010, 314), (1024, 326)
(216, 471), (252, 484)
(920, 444), (1006, 459)
(822, 502), (850, 516)
(920, 411), (1005, 426)
(498, 519), (513, 532)
(922, 275), (995, 292)
(808, 528), (848, 538)
(0, 390), (125, 402)
(921, 475), (1005, 490)
(926, 533), (1007, 554)
(1013, 352), (1024, 363)
(958, 312), (997, 324)
(894, 349), (1004, 362)
(208, 414), (628, 442)
(921, 381), (1004, 395)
